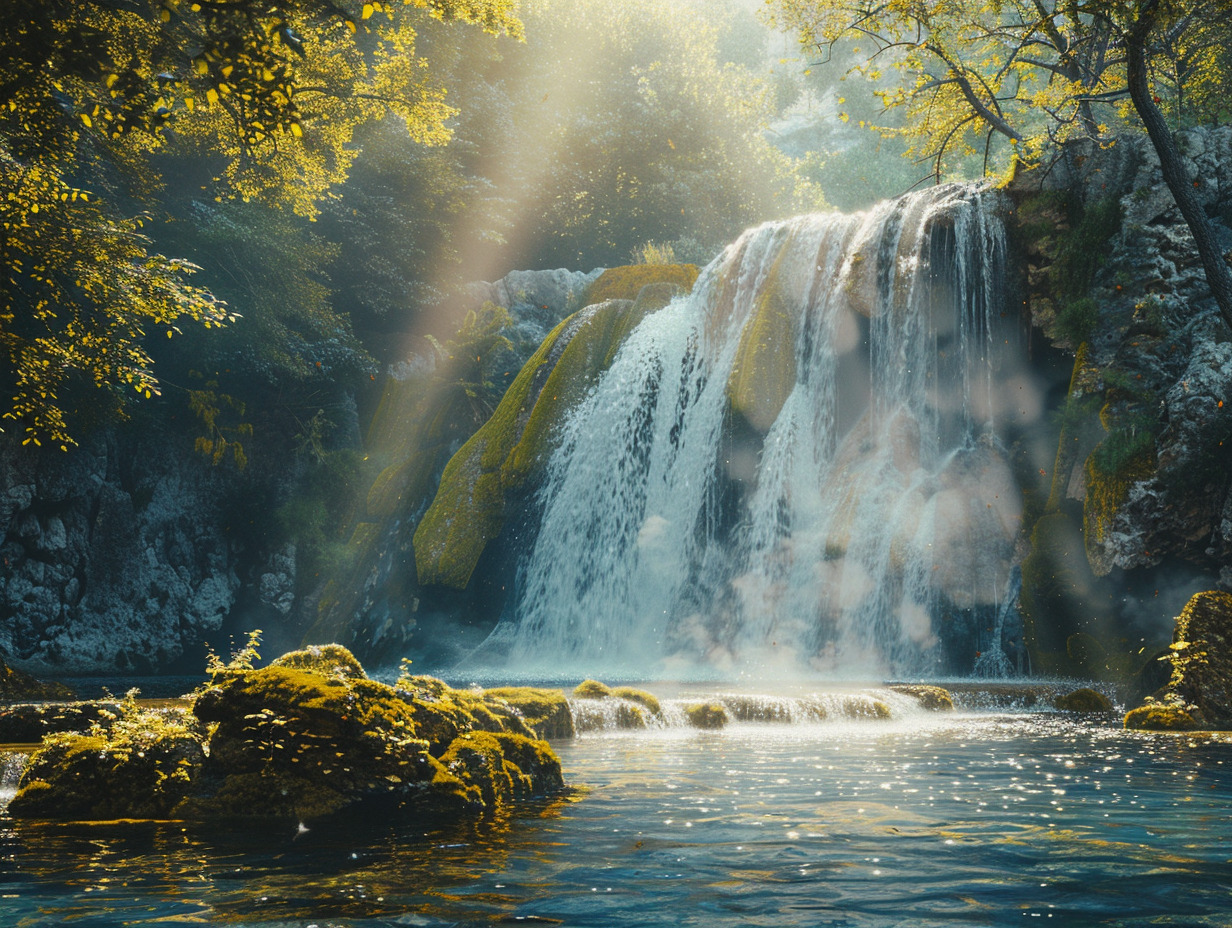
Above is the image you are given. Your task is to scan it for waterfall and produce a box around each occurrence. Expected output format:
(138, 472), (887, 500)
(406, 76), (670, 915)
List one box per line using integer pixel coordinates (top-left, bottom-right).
(495, 185), (1025, 679)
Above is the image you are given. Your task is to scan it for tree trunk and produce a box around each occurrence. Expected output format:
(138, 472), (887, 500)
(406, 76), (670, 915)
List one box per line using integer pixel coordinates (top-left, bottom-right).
(1126, 2), (1232, 331)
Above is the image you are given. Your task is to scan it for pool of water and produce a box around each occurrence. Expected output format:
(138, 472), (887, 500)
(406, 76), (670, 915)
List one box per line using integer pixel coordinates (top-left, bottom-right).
(1, 710), (1230, 927)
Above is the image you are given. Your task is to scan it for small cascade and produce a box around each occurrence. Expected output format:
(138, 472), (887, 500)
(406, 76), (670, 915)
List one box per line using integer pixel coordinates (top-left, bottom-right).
(565, 688), (931, 734)
(0, 751), (29, 804)
(497, 184), (1027, 678)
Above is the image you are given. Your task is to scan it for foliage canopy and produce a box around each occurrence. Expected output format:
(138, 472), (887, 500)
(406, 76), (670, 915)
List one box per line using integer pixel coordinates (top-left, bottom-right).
(0, 0), (519, 447)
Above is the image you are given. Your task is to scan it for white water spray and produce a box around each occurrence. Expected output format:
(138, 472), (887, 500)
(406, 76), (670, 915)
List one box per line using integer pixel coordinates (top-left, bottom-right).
(497, 185), (1026, 678)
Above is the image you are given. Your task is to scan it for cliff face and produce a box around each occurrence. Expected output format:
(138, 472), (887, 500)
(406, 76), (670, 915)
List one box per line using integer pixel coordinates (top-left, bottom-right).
(1008, 126), (1232, 674)
(0, 429), (241, 675)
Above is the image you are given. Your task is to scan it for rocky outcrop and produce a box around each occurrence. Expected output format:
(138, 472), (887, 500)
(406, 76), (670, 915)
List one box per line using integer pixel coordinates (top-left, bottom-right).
(0, 431), (242, 675)
(7, 646), (565, 822)
(1009, 127), (1232, 673)
(1010, 127), (1232, 581)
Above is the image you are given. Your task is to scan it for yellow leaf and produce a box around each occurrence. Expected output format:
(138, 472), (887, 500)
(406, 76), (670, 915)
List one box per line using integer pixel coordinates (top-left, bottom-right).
(362, 3), (374, 19)
(80, 113), (92, 128)
(206, 88), (219, 105)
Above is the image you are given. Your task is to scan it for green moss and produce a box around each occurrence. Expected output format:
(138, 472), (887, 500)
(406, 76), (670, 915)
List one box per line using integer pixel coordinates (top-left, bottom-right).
(1054, 688), (1113, 713)
(1163, 591), (1232, 727)
(1050, 197), (1123, 300)
(188, 665), (431, 819)
(573, 680), (612, 699)
(685, 703), (727, 729)
(437, 731), (564, 811)
(0, 701), (123, 743)
(1055, 296), (1099, 345)
(0, 657), (74, 703)
(483, 687), (575, 739)
(1124, 704), (1198, 731)
(611, 687), (661, 716)
(269, 644), (367, 680)
(394, 673), (535, 755)
(415, 298), (655, 590)
(586, 264), (699, 304)
(727, 256), (797, 434)
(1083, 435), (1157, 577)
(8, 701), (205, 820)
(888, 684), (954, 712)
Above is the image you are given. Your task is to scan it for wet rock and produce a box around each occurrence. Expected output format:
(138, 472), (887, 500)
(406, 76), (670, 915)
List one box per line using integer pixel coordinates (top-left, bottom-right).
(0, 701), (120, 743)
(1167, 591), (1232, 728)
(685, 703), (727, 729)
(482, 687), (575, 739)
(1053, 688), (1113, 713)
(8, 704), (205, 819)
(0, 656), (74, 703)
(889, 684), (955, 711)
(1124, 704), (1198, 731)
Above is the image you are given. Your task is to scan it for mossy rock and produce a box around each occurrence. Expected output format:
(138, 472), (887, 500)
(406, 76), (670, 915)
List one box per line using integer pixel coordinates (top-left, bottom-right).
(685, 703), (727, 729)
(269, 644), (367, 680)
(187, 666), (432, 820)
(8, 708), (205, 820)
(1167, 590), (1232, 728)
(727, 256), (797, 434)
(437, 731), (564, 810)
(1054, 688), (1114, 713)
(1124, 704), (1199, 731)
(0, 657), (74, 703)
(1083, 442), (1156, 578)
(585, 264), (699, 304)
(888, 685), (955, 712)
(482, 687), (574, 739)
(573, 679), (612, 699)
(611, 686), (661, 716)
(415, 298), (656, 590)
(1019, 511), (1102, 672)
(395, 674), (534, 755)
(0, 701), (123, 744)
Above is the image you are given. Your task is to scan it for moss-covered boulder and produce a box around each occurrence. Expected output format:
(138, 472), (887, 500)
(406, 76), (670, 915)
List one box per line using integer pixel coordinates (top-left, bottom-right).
(8, 705), (205, 820)
(0, 657), (74, 702)
(888, 684), (955, 712)
(438, 731), (564, 808)
(1054, 688), (1114, 713)
(414, 296), (661, 590)
(1124, 704), (1199, 731)
(585, 264), (699, 304)
(395, 674), (535, 755)
(573, 679), (612, 699)
(685, 703), (727, 729)
(482, 687), (574, 739)
(0, 701), (123, 744)
(269, 644), (367, 680)
(7, 647), (566, 823)
(727, 257), (797, 434)
(611, 686), (662, 716)
(185, 665), (432, 820)
(1166, 591), (1232, 728)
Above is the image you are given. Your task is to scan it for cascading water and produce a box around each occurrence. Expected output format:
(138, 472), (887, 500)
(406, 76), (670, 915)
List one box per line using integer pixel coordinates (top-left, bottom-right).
(491, 184), (1029, 678)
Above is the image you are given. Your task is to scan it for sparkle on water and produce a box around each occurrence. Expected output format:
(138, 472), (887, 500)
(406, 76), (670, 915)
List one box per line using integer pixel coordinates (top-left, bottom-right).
(3, 704), (1230, 927)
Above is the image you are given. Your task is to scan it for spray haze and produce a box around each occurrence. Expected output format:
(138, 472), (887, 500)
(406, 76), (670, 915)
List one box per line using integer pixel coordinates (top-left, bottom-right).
(469, 186), (1040, 680)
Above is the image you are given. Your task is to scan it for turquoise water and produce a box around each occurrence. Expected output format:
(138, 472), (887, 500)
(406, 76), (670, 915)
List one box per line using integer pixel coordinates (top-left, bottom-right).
(2, 710), (1230, 927)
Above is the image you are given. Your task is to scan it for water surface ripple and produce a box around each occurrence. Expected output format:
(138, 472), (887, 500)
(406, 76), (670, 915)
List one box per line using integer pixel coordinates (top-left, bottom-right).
(2, 712), (1230, 927)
